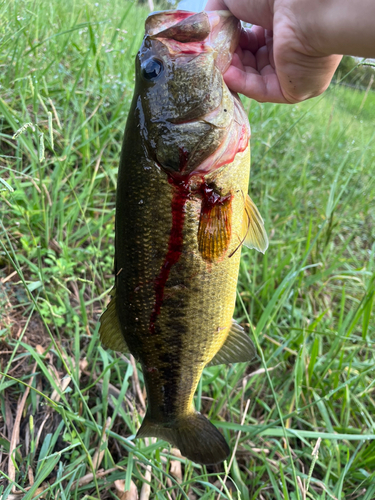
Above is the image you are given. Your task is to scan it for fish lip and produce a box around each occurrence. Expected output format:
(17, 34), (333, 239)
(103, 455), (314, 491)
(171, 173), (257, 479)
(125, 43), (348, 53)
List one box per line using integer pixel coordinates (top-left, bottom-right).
(145, 10), (198, 37)
(145, 10), (234, 36)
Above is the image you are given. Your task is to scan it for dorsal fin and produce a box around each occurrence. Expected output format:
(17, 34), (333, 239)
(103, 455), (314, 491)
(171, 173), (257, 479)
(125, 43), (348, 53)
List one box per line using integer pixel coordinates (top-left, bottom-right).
(209, 319), (256, 365)
(99, 288), (129, 353)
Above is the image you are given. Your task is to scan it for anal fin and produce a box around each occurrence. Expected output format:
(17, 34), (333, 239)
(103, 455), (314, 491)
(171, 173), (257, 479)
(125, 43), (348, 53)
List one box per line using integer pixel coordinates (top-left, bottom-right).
(241, 194), (268, 254)
(209, 319), (256, 365)
(99, 288), (129, 353)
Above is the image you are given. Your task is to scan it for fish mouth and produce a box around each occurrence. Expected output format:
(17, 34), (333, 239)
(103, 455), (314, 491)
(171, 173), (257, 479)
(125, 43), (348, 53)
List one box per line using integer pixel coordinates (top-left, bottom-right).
(145, 10), (241, 73)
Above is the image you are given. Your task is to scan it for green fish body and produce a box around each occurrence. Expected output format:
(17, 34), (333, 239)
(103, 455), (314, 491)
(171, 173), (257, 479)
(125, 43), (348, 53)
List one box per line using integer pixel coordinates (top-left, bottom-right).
(100, 10), (268, 465)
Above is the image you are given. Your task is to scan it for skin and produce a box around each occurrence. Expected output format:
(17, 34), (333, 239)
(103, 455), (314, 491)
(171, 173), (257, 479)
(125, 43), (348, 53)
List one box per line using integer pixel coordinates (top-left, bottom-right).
(205, 0), (375, 104)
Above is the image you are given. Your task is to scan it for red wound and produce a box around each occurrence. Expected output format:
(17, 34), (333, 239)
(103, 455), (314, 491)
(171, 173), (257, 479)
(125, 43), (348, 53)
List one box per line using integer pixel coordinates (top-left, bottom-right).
(199, 182), (232, 211)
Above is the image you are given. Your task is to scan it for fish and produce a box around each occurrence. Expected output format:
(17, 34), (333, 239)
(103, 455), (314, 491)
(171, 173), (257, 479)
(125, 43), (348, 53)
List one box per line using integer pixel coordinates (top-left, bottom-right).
(99, 9), (268, 465)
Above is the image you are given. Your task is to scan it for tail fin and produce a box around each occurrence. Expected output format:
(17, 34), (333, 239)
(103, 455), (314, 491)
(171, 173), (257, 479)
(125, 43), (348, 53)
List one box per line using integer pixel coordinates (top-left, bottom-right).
(137, 412), (230, 465)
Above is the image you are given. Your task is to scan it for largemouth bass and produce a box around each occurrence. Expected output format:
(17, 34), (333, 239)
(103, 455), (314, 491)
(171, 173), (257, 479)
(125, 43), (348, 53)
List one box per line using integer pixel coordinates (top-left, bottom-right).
(100, 10), (268, 465)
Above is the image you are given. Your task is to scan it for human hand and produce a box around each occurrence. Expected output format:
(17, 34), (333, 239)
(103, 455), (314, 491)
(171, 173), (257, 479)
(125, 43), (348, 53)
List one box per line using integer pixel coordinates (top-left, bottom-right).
(205, 0), (343, 103)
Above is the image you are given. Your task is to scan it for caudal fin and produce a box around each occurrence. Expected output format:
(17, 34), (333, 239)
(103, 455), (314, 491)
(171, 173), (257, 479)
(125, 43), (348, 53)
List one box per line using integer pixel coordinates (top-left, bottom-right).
(137, 412), (230, 465)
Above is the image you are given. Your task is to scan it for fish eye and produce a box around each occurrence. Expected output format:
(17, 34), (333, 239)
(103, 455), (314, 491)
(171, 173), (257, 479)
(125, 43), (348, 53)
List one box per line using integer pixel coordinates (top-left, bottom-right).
(142, 58), (163, 81)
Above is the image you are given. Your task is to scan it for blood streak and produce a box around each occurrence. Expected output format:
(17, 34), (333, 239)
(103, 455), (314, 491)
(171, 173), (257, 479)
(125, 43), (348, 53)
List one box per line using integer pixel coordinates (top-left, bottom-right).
(149, 177), (190, 334)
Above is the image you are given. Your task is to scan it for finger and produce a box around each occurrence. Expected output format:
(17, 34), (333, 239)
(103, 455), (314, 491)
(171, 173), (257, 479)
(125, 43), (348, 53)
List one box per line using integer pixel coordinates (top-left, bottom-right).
(239, 28), (259, 54)
(240, 49), (257, 69)
(259, 64), (276, 77)
(256, 45), (271, 72)
(250, 25), (266, 48)
(223, 65), (288, 103)
(229, 48), (257, 74)
(264, 30), (275, 67)
(234, 45), (243, 61)
(230, 52), (245, 71)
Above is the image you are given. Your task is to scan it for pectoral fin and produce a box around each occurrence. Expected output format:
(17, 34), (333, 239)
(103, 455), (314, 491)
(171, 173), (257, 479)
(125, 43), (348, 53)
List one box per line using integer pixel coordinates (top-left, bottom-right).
(198, 192), (232, 262)
(209, 319), (256, 365)
(99, 288), (129, 353)
(241, 194), (268, 254)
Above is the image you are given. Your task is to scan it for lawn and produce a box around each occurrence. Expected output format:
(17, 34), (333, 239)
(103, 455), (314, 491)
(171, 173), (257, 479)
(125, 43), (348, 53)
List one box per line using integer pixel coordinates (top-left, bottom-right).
(0, 0), (374, 499)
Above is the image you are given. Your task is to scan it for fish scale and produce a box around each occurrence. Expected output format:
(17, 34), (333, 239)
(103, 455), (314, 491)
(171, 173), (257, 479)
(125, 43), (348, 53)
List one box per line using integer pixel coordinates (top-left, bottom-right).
(100, 9), (268, 465)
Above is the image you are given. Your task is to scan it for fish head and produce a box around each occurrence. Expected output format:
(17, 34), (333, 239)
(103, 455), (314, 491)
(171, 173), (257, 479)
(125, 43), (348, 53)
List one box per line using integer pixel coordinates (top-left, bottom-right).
(134, 10), (248, 178)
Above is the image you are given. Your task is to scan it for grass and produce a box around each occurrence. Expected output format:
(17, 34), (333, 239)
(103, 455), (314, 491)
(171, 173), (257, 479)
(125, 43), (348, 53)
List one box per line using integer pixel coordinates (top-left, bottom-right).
(0, 0), (374, 498)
